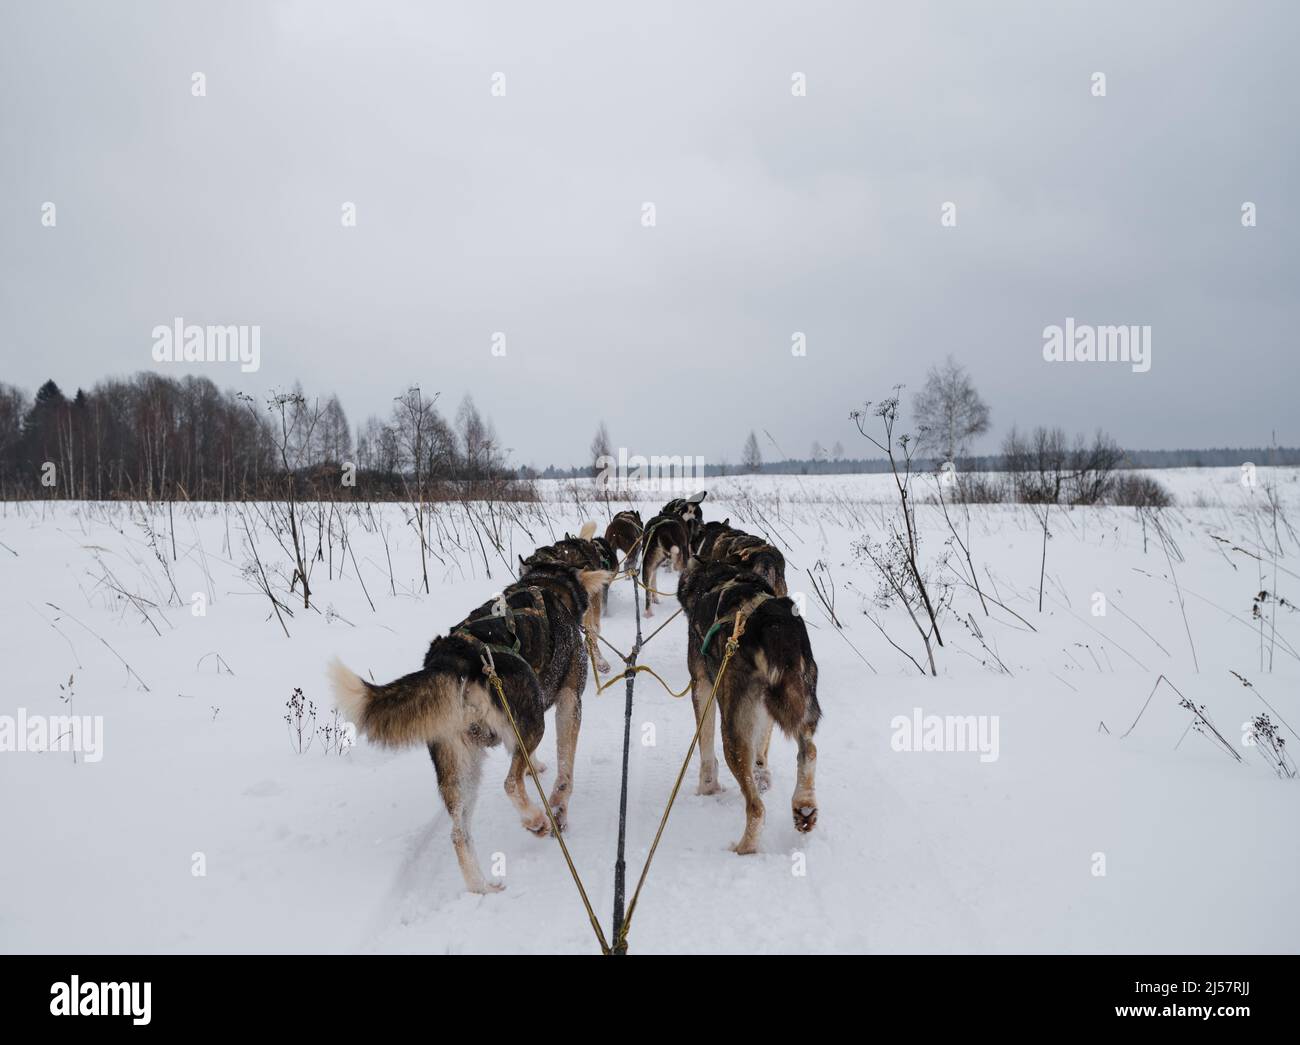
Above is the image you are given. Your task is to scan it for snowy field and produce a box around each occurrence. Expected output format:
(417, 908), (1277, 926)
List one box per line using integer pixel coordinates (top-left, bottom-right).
(1, 467), (1297, 954)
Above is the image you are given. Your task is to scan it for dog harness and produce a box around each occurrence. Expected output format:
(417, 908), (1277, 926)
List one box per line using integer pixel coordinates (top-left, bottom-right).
(697, 586), (774, 656)
(452, 585), (551, 676)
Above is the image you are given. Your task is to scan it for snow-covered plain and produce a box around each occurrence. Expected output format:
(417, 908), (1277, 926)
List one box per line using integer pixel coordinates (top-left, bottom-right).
(1, 468), (1297, 954)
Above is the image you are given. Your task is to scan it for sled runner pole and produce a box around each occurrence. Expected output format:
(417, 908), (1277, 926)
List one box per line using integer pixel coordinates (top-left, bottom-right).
(610, 570), (643, 956)
(480, 653), (610, 955)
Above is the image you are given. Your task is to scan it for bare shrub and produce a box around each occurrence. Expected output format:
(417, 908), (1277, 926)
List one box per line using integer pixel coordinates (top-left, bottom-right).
(951, 473), (1005, 504)
(1111, 473), (1174, 508)
(1002, 426), (1125, 505)
(1068, 431), (1125, 505)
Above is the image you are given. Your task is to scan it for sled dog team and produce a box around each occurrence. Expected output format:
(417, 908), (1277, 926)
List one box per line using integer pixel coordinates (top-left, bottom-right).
(330, 492), (822, 893)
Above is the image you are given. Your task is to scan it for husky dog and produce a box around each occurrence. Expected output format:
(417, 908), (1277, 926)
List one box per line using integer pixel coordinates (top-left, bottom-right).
(639, 513), (689, 617)
(604, 509), (644, 577)
(659, 489), (707, 537)
(329, 557), (589, 894)
(519, 522), (618, 671)
(677, 557), (820, 854)
(690, 519), (788, 597)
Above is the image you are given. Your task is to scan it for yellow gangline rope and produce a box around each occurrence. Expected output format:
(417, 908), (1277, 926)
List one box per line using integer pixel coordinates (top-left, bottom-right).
(615, 613), (748, 952)
(481, 651), (611, 955)
(584, 631), (691, 698)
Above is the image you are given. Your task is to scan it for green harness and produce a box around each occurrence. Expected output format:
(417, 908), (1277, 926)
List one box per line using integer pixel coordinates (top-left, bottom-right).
(698, 588), (773, 655)
(452, 586), (550, 675)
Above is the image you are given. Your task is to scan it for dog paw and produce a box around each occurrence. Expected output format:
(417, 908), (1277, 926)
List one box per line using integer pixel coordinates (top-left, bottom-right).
(596, 658), (611, 674)
(729, 839), (760, 856)
(755, 767), (772, 793)
(547, 800), (569, 833)
(468, 879), (506, 894)
(792, 804), (818, 833)
(522, 811), (550, 837)
(696, 779), (725, 796)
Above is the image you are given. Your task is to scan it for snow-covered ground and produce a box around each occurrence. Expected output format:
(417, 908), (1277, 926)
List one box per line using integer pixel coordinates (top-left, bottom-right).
(1, 467), (1297, 954)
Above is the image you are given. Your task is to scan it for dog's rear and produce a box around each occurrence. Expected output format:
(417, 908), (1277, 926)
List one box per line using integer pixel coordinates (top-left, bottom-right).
(678, 559), (820, 854)
(329, 652), (534, 893)
(641, 515), (687, 616)
(604, 510), (643, 575)
(727, 598), (820, 852)
(749, 597), (820, 741)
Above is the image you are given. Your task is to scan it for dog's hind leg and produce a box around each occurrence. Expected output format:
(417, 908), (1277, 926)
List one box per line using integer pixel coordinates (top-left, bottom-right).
(792, 727), (818, 834)
(429, 740), (499, 893)
(585, 589), (610, 673)
(504, 746), (549, 837)
(642, 545), (662, 616)
(721, 695), (764, 854)
(754, 718), (775, 793)
(547, 684), (581, 831)
(498, 681), (550, 838)
(691, 670), (724, 795)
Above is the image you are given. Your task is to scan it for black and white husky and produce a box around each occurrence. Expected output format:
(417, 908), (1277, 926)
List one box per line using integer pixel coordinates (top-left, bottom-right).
(329, 558), (590, 893)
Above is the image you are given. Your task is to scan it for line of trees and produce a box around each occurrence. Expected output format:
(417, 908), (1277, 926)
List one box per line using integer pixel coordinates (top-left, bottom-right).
(0, 373), (516, 500)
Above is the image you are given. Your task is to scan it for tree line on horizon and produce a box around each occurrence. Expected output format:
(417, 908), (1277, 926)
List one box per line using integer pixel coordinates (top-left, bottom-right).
(0, 373), (517, 501)
(1, 366), (1292, 501)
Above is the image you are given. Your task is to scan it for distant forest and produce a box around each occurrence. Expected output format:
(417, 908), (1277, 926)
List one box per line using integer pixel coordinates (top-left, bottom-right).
(0, 371), (1294, 500)
(531, 448), (1300, 480)
(0, 374), (518, 501)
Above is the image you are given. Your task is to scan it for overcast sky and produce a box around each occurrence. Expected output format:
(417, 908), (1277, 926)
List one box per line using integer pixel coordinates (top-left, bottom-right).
(2, 0), (1296, 468)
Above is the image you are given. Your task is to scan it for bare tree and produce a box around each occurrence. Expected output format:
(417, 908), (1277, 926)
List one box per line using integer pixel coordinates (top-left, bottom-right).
(0, 383), (30, 496)
(912, 356), (990, 463)
(392, 386), (438, 592)
(741, 430), (762, 473)
(590, 420), (612, 477)
(313, 394), (352, 465)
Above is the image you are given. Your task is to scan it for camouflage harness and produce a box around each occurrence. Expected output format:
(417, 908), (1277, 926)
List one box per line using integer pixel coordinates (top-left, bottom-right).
(451, 585), (551, 676)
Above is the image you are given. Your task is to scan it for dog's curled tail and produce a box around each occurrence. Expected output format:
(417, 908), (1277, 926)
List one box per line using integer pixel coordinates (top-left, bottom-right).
(328, 657), (452, 748)
(578, 520), (597, 540)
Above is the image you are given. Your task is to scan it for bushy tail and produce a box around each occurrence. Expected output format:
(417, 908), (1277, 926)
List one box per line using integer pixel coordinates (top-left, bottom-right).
(750, 602), (821, 736)
(328, 657), (454, 748)
(578, 520), (597, 540)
